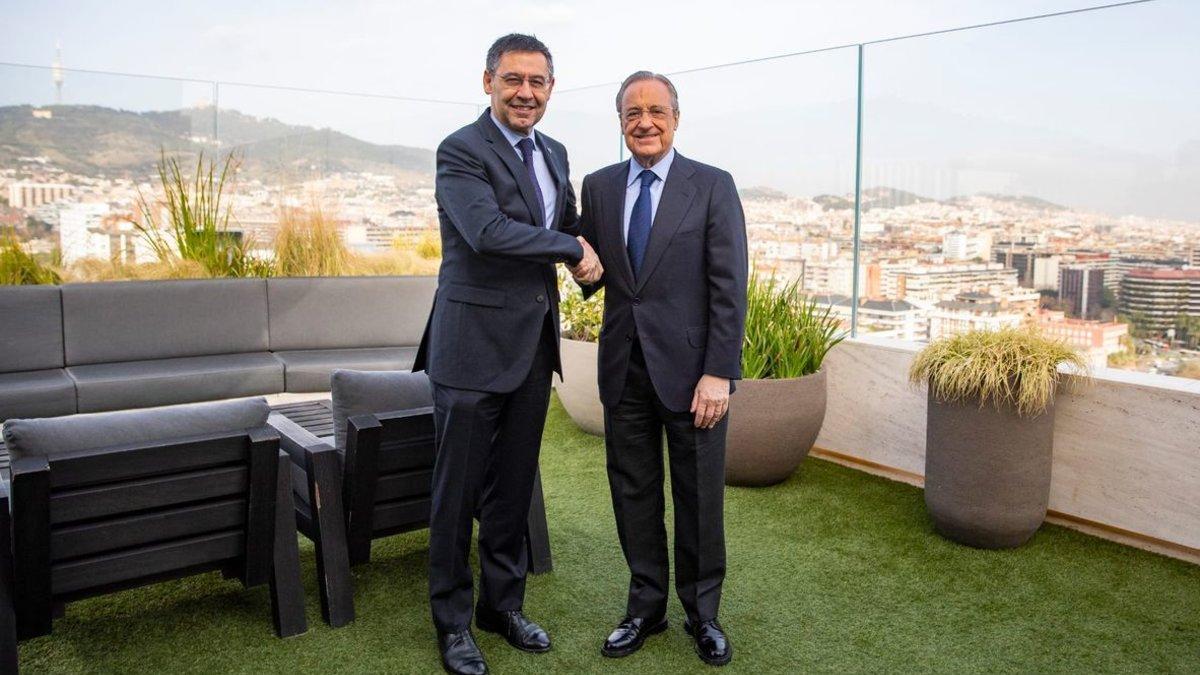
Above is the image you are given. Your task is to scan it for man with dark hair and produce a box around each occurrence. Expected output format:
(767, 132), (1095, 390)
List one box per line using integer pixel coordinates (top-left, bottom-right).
(574, 69), (747, 667)
(414, 32), (601, 675)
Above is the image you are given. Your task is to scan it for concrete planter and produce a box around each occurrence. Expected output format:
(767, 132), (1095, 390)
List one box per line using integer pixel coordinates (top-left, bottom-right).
(725, 368), (827, 487)
(555, 338), (604, 436)
(924, 388), (1055, 549)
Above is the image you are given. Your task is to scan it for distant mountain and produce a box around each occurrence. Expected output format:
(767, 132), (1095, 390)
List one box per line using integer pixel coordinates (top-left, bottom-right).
(945, 193), (1067, 211)
(0, 104), (434, 179)
(812, 186), (933, 211)
(740, 186), (790, 201)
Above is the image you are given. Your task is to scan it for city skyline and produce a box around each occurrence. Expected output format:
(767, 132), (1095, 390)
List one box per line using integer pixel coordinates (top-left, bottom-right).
(2, 1), (1199, 219)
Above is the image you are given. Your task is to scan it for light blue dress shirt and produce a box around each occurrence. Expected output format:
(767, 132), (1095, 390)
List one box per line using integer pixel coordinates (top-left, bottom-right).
(490, 113), (557, 229)
(622, 148), (676, 244)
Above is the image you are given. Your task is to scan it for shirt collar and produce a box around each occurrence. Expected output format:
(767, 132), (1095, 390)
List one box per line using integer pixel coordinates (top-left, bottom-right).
(627, 147), (675, 188)
(490, 111), (537, 150)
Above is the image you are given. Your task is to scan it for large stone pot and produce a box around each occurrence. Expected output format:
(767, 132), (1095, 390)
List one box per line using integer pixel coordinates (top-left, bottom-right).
(554, 338), (604, 436)
(924, 388), (1055, 549)
(725, 368), (827, 487)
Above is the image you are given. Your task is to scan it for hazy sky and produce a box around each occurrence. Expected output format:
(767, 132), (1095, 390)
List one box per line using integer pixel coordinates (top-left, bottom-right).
(2, 1), (1197, 220)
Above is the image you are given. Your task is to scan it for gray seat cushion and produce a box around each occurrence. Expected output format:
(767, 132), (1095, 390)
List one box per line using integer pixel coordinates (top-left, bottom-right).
(276, 347), (419, 393)
(0, 369), (77, 422)
(61, 279), (270, 366)
(267, 276), (436, 352)
(4, 397), (270, 459)
(68, 353), (284, 413)
(330, 369), (432, 451)
(0, 285), (65, 373)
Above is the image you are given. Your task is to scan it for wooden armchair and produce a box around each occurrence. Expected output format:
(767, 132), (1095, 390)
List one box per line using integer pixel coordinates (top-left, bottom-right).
(268, 370), (552, 628)
(0, 398), (306, 670)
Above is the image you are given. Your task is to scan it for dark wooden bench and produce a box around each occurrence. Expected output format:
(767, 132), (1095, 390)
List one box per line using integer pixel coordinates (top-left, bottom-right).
(268, 399), (553, 628)
(0, 423), (307, 668)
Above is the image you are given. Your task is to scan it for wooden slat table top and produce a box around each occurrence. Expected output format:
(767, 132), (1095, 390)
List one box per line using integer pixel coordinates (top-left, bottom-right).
(270, 399), (335, 441)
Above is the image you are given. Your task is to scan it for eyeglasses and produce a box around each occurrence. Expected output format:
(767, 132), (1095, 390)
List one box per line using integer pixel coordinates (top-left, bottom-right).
(622, 107), (674, 123)
(498, 74), (549, 91)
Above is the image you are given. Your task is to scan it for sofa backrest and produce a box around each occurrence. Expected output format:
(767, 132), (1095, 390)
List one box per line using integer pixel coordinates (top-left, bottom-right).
(0, 286), (64, 374)
(61, 279), (271, 365)
(267, 276), (436, 352)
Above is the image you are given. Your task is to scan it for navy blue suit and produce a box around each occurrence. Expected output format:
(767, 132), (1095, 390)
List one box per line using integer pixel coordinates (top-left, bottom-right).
(415, 110), (581, 632)
(578, 152), (748, 623)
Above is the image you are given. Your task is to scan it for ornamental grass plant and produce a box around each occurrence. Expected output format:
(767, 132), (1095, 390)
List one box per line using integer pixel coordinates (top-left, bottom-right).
(274, 203), (348, 277)
(0, 230), (60, 285)
(133, 150), (271, 278)
(909, 327), (1089, 418)
(742, 273), (844, 379)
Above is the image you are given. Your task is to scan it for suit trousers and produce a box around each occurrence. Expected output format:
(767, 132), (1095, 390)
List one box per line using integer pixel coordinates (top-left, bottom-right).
(428, 314), (555, 632)
(604, 339), (727, 623)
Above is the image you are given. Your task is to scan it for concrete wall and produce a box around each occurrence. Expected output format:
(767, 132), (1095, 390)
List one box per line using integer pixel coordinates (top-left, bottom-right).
(815, 337), (1200, 559)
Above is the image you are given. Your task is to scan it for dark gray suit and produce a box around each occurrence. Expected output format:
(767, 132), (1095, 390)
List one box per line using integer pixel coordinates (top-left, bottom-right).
(578, 152), (748, 623)
(415, 110), (582, 632)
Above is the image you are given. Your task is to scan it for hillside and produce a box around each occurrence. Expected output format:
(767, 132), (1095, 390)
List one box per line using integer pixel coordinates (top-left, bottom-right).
(0, 105), (434, 178)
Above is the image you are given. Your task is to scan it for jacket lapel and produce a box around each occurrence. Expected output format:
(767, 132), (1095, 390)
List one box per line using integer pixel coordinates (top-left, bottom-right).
(635, 153), (696, 292)
(604, 164), (637, 293)
(476, 110), (545, 229)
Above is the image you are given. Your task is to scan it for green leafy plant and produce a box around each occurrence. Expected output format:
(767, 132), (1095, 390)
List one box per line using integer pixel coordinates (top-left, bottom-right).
(741, 273), (845, 379)
(133, 149), (271, 278)
(909, 327), (1089, 418)
(0, 229), (61, 285)
(557, 268), (604, 342)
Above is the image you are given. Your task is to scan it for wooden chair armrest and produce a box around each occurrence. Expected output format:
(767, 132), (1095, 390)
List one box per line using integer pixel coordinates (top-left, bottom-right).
(267, 412), (331, 467)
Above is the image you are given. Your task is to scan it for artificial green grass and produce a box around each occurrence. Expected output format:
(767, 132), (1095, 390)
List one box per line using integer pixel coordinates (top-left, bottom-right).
(19, 396), (1200, 673)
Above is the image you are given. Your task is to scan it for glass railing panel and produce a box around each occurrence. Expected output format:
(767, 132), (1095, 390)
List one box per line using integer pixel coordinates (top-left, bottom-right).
(547, 84), (626, 182)
(0, 64), (215, 273)
(860, 0), (1200, 378)
(666, 49), (860, 331)
(211, 84), (478, 273)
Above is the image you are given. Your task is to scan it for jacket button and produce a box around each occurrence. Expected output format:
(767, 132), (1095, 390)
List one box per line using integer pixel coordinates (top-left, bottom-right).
(632, 297), (641, 305)
(625, 334), (633, 342)
(536, 295), (545, 303)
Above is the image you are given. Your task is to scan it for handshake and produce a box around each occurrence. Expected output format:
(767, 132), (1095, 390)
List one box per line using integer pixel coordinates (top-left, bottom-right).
(569, 236), (604, 284)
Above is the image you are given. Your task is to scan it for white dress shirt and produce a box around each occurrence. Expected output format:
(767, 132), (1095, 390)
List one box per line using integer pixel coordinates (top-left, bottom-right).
(490, 113), (557, 229)
(622, 148), (676, 244)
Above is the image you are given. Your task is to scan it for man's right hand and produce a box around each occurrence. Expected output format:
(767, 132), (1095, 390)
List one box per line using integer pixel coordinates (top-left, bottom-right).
(569, 236), (603, 284)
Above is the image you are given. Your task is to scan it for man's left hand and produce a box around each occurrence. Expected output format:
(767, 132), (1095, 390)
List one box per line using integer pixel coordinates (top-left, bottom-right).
(690, 375), (730, 429)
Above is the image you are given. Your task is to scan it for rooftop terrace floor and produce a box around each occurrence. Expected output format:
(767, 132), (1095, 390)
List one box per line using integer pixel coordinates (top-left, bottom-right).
(19, 397), (1200, 673)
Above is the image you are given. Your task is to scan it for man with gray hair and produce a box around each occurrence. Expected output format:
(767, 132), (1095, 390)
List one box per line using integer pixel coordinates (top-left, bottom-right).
(573, 70), (748, 666)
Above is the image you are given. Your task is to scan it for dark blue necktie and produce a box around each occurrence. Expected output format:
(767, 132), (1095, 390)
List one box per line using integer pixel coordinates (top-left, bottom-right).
(627, 169), (657, 278)
(516, 137), (547, 228)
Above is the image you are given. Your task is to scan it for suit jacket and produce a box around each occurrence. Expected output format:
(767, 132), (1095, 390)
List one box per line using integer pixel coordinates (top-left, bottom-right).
(413, 110), (583, 393)
(579, 152), (748, 412)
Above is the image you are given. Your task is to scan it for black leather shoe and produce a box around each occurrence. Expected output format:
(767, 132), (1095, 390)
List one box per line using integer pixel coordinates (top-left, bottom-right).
(684, 618), (732, 666)
(438, 630), (488, 675)
(601, 615), (669, 658)
(475, 607), (551, 653)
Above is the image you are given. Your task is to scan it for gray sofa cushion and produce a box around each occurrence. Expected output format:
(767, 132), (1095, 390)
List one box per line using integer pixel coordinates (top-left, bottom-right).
(62, 279), (270, 366)
(330, 369), (432, 451)
(267, 276), (436, 352)
(276, 347), (419, 393)
(4, 397), (269, 459)
(0, 369), (77, 422)
(0, 285), (64, 373)
(68, 353), (284, 413)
